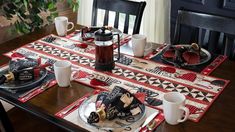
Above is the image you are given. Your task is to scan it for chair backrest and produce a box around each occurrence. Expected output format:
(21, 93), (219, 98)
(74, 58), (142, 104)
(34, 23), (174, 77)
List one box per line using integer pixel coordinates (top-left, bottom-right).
(173, 9), (235, 59)
(91, 0), (146, 34)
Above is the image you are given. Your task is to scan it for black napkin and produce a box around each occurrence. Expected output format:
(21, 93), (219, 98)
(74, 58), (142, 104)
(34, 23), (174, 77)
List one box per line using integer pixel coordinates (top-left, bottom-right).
(87, 86), (142, 124)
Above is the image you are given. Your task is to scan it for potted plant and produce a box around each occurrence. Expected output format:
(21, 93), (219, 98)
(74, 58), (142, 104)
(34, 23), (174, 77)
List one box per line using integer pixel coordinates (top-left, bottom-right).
(0, 0), (79, 34)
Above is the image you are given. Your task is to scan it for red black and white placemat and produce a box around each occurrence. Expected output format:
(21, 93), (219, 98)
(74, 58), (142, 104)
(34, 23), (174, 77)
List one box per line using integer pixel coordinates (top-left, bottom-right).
(0, 64), (56, 103)
(55, 90), (164, 132)
(3, 34), (230, 122)
(144, 44), (227, 75)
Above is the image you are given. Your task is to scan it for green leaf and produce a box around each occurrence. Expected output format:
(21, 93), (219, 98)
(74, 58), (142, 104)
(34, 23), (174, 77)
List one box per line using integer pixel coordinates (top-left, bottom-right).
(48, 2), (55, 10)
(49, 7), (57, 12)
(50, 12), (59, 20)
(72, 5), (76, 12)
(23, 0), (28, 9)
(14, 21), (22, 34)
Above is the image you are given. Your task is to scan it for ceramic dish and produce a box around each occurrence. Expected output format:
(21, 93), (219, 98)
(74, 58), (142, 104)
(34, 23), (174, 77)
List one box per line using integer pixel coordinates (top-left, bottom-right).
(78, 94), (146, 131)
(0, 68), (47, 92)
(161, 45), (211, 67)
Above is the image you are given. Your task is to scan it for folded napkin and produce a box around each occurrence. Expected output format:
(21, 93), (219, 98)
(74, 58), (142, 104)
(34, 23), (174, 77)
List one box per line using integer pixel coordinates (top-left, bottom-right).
(87, 86), (144, 123)
(182, 51), (200, 64)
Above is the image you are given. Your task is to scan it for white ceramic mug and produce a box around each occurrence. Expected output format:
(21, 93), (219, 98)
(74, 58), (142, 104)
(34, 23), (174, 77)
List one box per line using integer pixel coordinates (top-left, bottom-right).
(163, 92), (189, 125)
(131, 34), (151, 57)
(54, 16), (74, 36)
(53, 60), (72, 87)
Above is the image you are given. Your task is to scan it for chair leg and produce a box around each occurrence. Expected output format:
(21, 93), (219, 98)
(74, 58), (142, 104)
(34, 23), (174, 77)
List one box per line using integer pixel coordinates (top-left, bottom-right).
(224, 37), (234, 57)
(0, 101), (14, 132)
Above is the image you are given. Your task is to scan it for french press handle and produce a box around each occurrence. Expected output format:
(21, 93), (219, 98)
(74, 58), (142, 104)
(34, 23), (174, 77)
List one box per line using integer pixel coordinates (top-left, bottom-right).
(113, 34), (120, 62)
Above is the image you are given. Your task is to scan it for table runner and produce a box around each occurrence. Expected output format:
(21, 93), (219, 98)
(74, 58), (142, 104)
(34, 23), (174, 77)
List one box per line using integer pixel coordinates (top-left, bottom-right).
(55, 90), (164, 132)
(3, 34), (229, 122)
(66, 31), (227, 75)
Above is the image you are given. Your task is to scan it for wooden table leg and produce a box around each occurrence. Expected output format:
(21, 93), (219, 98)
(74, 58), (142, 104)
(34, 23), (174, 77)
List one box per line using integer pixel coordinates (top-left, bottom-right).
(0, 101), (14, 132)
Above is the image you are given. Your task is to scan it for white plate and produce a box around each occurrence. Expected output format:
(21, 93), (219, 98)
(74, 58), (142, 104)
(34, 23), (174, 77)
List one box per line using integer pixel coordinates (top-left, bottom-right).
(78, 94), (146, 131)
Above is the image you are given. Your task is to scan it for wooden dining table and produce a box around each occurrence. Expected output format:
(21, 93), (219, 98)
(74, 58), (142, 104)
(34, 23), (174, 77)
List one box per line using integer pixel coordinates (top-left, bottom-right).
(0, 20), (235, 132)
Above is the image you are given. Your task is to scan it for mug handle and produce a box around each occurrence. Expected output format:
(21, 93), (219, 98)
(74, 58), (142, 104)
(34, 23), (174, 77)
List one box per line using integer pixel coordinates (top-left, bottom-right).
(67, 22), (74, 32)
(144, 42), (153, 52)
(177, 106), (189, 123)
(113, 34), (120, 62)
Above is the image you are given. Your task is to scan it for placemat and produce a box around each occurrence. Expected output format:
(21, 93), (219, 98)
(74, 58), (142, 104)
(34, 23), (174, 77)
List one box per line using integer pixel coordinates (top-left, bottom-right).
(0, 64), (56, 103)
(144, 44), (227, 75)
(55, 90), (165, 132)
(3, 34), (230, 122)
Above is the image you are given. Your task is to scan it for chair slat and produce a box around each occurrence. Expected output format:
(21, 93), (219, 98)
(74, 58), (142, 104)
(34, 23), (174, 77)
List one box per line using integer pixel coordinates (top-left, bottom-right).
(91, 0), (146, 34)
(225, 35), (235, 56)
(123, 14), (129, 34)
(103, 10), (109, 26)
(208, 31), (220, 53)
(114, 12), (119, 29)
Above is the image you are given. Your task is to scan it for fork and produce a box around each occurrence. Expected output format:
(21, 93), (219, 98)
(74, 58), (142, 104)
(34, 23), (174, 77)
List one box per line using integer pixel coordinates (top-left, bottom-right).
(20, 81), (51, 101)
(19, 87), (40, 98)
(39, 81), (51, 91)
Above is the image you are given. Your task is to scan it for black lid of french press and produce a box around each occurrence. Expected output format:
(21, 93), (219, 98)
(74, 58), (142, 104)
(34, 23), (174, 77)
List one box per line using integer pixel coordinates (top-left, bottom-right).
(94, 27), (113, 41)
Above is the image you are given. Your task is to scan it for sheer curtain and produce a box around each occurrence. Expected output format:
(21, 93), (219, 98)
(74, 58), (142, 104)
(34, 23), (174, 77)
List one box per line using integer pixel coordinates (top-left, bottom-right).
(141, 0), (171, 43)
(77, 0), (171, 44)
(77, 0), (93, 26)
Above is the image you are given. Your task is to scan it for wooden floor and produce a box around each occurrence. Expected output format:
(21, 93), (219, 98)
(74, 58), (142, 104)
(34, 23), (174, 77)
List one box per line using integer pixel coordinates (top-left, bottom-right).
(1, 108), (66, 132)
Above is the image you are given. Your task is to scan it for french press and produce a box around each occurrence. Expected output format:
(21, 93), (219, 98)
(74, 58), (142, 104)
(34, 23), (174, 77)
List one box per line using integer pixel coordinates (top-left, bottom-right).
(94, 27), (120, 71)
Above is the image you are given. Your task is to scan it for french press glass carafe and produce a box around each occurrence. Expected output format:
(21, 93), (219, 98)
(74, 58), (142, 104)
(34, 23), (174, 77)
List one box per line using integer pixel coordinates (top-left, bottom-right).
(94, 27), (120, 71)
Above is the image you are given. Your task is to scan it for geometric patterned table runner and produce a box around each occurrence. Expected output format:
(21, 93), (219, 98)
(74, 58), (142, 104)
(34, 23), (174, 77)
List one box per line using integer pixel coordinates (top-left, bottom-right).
(67, 31), (227, 76)
(4, 34), (230, 122)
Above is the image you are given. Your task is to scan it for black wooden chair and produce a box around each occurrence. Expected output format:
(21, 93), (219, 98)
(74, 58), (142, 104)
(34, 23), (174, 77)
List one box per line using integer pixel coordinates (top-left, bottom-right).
(91, 0), (146, 34)
(173, 9), (235, 59)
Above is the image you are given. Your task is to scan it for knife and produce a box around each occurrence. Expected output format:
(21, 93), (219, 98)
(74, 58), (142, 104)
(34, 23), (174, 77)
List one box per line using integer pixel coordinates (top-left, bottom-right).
(61, 96), (88, 116)
(139, 110), (159, 131)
